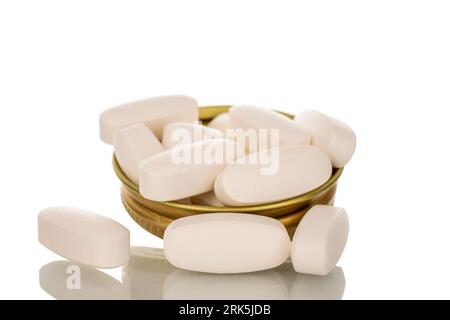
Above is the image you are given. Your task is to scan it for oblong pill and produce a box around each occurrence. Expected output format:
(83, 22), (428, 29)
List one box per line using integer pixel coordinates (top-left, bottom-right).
(214, 145), (332, 206)
(228, 105), (311, 151)
(114, 124), (165, 184)
(207, 112), (232, 133)
(291, 205), (349, 276)
(162, 122), (223, 149)
(191, 191), (224, 207)
(140, 139), (244, 201)
(38, 206), (130, 268)
(163, 213), (291, 273)
(294, 110), (356, 168)
(100, 95), (198, 144)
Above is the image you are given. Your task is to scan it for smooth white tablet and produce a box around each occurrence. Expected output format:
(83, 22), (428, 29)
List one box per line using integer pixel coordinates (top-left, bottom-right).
(100, 95), (198, 144)
(228, 105), (311, 151)
(214, 145), (332, 206)
(291, 205), (349, 276)
(40, 261), (129, 300)
(191, 191), (224, 207)
(163, 213), (291, 273)
(207, 112), (232, 133)
(162, 122), (223, 149)
(38, 207), (130, 268)
(114, 124), (165, 184)
(294, 110), (356, 168)
(163, 270), (288, 300)
(122, 247), (176, 300)
(140, 139), (244, 201)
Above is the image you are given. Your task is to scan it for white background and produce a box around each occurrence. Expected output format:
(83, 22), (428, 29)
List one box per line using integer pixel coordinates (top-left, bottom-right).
(1, 0), (449, 299)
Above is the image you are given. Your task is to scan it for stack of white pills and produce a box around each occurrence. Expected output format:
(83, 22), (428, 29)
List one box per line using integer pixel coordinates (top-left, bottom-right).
(38, 94), (356, 277)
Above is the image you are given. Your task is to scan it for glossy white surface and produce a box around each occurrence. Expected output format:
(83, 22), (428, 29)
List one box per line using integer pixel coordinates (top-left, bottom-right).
(39, 248), (345, 300)
(40, 261), (129, 300)
(163, 214), (291, 273)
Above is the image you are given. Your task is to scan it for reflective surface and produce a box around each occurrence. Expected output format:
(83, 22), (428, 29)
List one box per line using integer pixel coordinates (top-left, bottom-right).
(39, 246), (345, 300)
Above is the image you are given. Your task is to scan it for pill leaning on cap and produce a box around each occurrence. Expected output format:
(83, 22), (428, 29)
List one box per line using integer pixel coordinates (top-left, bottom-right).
(140, 139), (244, 201)
(114, 124), (165, 185)
(291, 205), (349, 276)
(214, 145), (332, 206)
(100, 94), (198, 144)
(228, 105), (311, 151)
(163, 213), (291, 273)
(38, 206), (130, 268)
(294, 110), (356, 168)
(162, 122), (223, 149)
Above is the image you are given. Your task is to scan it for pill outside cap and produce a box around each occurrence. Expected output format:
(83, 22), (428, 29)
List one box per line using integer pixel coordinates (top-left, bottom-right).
(163, 213), (291, 274)
(38, 206), (130, 268)
(291, 205), (349, 276)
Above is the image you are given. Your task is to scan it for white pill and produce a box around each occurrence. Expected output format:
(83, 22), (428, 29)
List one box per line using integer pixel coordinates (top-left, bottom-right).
(114, 124), (165, 184)
(163, 213), (291, 273)
(163, 270), (288, 300)
(228, 105), (311, 151)
(38, 207), (130, 268)
(40, 261), (129, 300)
(214, 145), (332, 206)
(294, 110), (356, 168)
(207, 112), (232, 133)
(100, 95), (198, 144)
(140, 139), (244, 201)
(291, 205), (349, 276)
(191, 191), (224, 207)
(162, 122), (223, 149)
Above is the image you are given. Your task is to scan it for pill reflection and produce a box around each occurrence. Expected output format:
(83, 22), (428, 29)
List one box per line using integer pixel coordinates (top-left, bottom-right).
(289, 267), (346, 300)
(121, 246), (177, 300)
(119, 246), (345, 300)
(39, 260), (129, 300)
(163, 270), (289, 300)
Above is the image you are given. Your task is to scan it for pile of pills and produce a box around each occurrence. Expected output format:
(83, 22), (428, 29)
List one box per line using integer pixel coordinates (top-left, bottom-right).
(38, 94), (356, 277)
